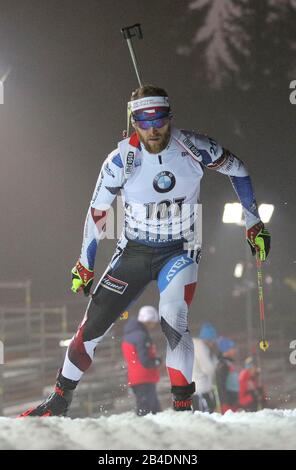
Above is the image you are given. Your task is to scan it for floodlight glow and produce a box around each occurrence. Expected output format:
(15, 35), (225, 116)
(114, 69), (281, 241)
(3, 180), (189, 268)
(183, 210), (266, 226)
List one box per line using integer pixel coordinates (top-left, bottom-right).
(258, 204), (274, 223)
(234, 263), (244, 278)
(222, 203), (243, 224)
(59, 339), (72, 348)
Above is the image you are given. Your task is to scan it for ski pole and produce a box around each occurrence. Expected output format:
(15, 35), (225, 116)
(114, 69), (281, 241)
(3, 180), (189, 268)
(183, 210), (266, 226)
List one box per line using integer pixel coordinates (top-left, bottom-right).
(121, 23), (143, 87)
(256, 252), (269, 351)
(121, 23), (144, 136)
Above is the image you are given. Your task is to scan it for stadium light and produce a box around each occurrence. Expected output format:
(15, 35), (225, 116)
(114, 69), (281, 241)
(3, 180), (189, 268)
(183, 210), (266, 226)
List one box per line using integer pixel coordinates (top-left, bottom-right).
(223, 202), (274, 225)
(234, 263), (244, 278)
(222, 203), (243, 224)
(258, 204), (274, 224)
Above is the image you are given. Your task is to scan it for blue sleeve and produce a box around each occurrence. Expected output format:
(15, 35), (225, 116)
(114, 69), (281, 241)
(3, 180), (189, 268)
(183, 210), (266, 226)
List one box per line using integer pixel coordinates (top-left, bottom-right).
(229, 174), (260, 228)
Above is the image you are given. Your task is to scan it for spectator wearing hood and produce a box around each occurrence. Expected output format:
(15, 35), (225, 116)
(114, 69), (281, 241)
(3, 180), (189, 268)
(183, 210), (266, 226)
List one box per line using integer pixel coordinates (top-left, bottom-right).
(216, 337), (239, 414)
(192, 323), (219, 413)
(121, 306), (161, 416)
(239, 357), (266, 412)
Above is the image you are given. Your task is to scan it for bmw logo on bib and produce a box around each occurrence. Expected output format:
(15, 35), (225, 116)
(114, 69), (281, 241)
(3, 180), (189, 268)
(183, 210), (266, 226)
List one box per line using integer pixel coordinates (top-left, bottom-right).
(153, 171), (176, 193)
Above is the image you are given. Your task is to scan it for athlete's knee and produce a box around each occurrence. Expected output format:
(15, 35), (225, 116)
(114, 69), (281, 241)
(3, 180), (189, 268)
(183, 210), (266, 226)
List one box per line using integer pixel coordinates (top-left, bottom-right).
(67, 326), (92, 372)
(82, 300), (114, 341)
(67, 306), (113, 372)
(159, 300), (188, 328)
(159, 300), (189, 345)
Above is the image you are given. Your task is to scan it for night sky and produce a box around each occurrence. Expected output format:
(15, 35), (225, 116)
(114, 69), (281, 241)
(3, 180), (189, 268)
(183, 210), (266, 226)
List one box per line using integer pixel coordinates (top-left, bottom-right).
(0, 0), (295, 338)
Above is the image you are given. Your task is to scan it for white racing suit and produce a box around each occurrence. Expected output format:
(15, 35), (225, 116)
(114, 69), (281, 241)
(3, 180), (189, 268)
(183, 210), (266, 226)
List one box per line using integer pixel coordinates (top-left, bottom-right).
(62, 127), (261, 392)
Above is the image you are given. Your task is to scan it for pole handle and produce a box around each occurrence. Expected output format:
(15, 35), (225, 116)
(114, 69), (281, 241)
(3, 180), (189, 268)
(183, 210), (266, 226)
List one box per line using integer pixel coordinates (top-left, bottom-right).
(121, 23), (143, 40)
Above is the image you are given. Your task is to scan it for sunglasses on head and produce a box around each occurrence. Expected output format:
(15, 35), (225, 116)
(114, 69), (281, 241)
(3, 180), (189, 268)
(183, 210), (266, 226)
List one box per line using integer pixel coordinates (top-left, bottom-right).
(133, 116), (170, 130)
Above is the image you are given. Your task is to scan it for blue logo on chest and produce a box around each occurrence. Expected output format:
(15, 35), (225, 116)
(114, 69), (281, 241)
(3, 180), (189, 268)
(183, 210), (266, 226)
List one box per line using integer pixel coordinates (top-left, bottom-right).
(153, 171), (176, 193)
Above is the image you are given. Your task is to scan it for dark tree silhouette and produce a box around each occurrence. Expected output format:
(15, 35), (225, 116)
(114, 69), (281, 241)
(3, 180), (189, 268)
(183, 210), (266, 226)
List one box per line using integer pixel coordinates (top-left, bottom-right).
(180, 0), (296, 90)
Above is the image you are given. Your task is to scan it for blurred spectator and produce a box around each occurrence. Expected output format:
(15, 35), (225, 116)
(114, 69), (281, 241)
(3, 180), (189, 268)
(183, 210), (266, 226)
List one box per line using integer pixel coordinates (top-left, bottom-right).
(216, 337), (239, 414)
(239, 356), (266, 411)
(121, 306), (161, 416)
(192, 323), (219, 413)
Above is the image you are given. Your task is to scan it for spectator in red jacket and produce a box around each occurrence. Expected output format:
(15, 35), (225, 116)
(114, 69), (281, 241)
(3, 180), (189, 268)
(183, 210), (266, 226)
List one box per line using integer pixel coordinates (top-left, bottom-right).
(121, 306), (161, 416)
(239, 357), (266, 411)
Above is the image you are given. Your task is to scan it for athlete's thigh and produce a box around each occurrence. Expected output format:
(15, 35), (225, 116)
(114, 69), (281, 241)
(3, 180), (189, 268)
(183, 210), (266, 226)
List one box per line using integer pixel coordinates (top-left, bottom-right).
(83, 244), (151, 338)
(157, 251), (200, 303)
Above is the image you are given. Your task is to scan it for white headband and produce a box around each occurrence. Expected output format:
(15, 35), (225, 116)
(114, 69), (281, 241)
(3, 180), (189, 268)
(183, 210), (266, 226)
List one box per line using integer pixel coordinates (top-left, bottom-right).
(129, 96), (170, 113)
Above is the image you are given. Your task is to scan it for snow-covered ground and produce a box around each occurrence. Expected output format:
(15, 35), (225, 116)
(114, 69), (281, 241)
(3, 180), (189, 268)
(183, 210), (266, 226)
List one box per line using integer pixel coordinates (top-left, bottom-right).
(0, 409), (295, 450)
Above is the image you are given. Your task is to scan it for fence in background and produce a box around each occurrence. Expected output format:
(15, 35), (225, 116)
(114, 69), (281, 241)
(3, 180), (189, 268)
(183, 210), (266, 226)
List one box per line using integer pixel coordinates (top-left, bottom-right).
(0, 286), (294, 417)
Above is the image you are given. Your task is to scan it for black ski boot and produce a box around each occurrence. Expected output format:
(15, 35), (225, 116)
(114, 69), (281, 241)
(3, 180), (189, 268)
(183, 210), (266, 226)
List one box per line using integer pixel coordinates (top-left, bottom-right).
(171, 382), (196, 411)
(19, 371), (78, 417)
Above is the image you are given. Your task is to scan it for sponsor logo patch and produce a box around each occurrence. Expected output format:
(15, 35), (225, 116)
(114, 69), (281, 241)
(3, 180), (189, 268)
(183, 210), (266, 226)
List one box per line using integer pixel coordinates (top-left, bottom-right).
(166, 256), (192, 282)
(153, 171), (176, 193)
(125, 151), (135, 175)
(101, 274), (128, 294)
(220, 152), (235, 173)
(182, 137), (202, 160)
